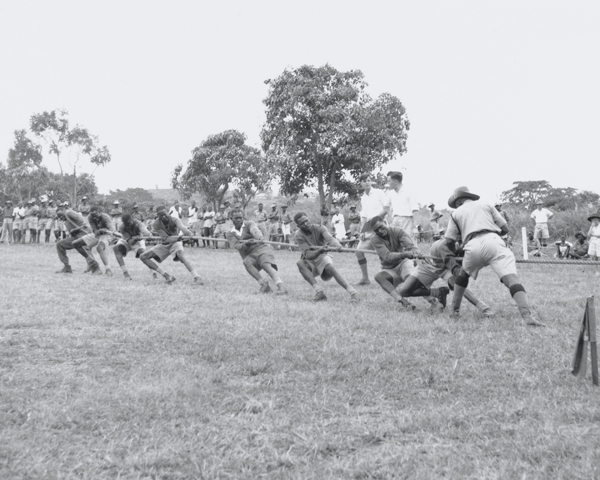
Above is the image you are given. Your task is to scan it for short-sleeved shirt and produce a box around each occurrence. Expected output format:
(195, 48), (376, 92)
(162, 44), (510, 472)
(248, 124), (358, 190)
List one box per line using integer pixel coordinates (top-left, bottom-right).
(359, 188), (390, 221)
(371, 227), (419, 269)
(445, 201), (505, 244)
(87, 213), (115, 234)
(24, 205), (39, 217)
(110, 207), (123, 217)
(254, 209), (268, 223)
(531, 208), (553, 223)
(388, 185), (418, 217)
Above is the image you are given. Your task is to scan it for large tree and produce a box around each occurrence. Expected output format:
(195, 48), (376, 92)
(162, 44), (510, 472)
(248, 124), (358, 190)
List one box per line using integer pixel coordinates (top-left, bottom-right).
(501, 180), (552, 209)
(501, 180), (600, 211)
(2, 130), (44, 201)
(172, 130), (273, 210)
(261, 64), (410, 208)
(30, 109), (111, 204)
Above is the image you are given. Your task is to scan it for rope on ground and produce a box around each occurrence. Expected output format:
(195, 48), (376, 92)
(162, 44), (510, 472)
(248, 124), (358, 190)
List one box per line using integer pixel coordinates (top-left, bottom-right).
(515, 258), (600, 266)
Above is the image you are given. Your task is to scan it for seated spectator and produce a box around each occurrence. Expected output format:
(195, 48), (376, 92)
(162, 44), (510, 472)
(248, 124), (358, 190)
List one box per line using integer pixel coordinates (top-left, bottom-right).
(554, 235), (573, 259)
(568, 232), (589, 259)
(528, 232), (541, 257)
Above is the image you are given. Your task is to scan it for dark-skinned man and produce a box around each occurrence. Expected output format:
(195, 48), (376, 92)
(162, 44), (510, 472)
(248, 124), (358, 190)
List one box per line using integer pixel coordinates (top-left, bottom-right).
(370, 215), (444, 310)
(76, 206), (116, 276)
(55, 205), (100, 274)
(226, 209), (288, 294)
(139, 206), (203, 284)
(294, 212), (359, 302)
(113, 212), (151, 280)
(444, 186), (544, 326)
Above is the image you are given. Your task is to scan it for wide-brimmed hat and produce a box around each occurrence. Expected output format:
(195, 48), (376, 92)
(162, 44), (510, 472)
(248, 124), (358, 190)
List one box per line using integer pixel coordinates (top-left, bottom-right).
(535, 200), (543, 205)
(113, 200), (120, 205)
(427, 203), (435, 208)
(588, 211), (600, 222)
(448, 186), (480, 209)
(6, 200), (13, 204)
(575, 231), (587, 239)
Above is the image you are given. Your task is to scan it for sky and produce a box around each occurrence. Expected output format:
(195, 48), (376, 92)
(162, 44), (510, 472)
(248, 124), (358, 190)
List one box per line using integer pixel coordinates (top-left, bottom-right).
(1, 0), (598, 207)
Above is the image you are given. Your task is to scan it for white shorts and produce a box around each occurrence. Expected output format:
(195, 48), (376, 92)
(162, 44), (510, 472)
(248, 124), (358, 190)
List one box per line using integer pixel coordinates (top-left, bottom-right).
(588, 239), (600, 257)
(82, 233), (112, 249)
(463, 233), (517, 280)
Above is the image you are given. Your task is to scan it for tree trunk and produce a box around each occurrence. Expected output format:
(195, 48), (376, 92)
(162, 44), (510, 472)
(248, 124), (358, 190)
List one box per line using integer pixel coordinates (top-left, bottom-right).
(314, 149), (325, 207)
(327, 162), (338, 210)
(72, 166), (77, 207)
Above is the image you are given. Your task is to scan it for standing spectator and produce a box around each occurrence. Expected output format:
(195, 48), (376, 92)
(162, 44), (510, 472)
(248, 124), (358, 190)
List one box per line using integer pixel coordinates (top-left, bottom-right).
(427, 203), (443, 240)
(0, 200), (14, 243)
(387, 171), (419, 239)
(78, 196), (91, 217)
(254, 203), (268, 238)
(587, 212), (600, 261)
(331, 206), (346, 241)
(347, 205), (361, 241)
(13, 202), (25, 243)
(38, 198), (54, 243)
(213, 204), (229, 248)
(168, 200), (181, 219)
(320, 203), (332, 231)
(267, 203), (281, 243)
(355, 173), (391, 285)
(131, 204), (145, 223)
(187, 200), (199, 247)
(568, 232), (589, 259)
(280, 205), (293, 245)
(180, 202), (189, 227)
(110, 200), (123, 230)
(530, 200), (553, 247)
(202, 204), (215, 247)
(23, 199), (40, 243)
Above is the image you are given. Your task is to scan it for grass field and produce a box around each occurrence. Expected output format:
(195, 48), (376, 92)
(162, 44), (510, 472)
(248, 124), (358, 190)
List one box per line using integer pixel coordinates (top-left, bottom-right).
(1, 243), (600, 479)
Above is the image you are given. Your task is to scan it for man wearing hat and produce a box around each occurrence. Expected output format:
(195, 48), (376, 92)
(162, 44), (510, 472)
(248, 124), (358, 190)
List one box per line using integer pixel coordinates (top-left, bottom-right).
(568, 232), (589, 260)
(110, 200), (123, 230)
(78, 196), (91, 217)
(267, 203), (281, 243)
(444, 186), (544, 326)
(530, 200), (553, 247)
(427, 203), (443, 240)
(54, 201), (68, 240)
(213, 204), (229, 248)
(0, 200), (14, 243)
(347, 204), (361, 240)
(12, 201), (25, 243)
(254, 203), (268, 238)
(586, 211), (600, 261)
(131, 204), (145, 223)
(37, 197), (54, 243)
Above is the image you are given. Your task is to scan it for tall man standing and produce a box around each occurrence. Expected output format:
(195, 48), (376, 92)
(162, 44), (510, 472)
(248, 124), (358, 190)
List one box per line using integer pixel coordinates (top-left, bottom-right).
(294, 212), (359, 302)
(110, 200), (123, 230)
(355, 173), (391, 285)
(38, 198), (54, 243)
(254, 203), (268, 238)
(23, 199), (40, 243)
(387, 171), (419, 239)
(444, 186), (544, 326)
(1, 200), (14, 243)
(530, 200), (553, 247)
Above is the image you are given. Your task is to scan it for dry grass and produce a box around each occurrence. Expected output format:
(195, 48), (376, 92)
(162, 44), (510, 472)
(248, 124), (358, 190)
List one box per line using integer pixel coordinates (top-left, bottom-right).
(1, 243), (600, 479)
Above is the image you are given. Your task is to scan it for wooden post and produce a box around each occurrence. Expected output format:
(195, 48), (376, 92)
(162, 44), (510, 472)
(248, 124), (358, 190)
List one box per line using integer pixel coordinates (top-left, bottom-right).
(572, 296), (599, 386)
(522, 227), (528, 260)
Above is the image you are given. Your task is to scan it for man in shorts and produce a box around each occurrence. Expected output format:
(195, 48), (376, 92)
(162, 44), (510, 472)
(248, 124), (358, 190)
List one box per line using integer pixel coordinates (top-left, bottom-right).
(355, 173), (391, 285)
(398, 237), (494, 316)
(530, 200), (553, 247)
(37, 197), (54, 243)
(280, 205), (293, 245)
(139, 206), (203, 284)
(113, 213), (151, 280)
(387, 171), (419, 239)
(23, 199), (40, 243)
(294, 212), (359, 302)
(444, 186), (544, 326)
(427, 203), (444, 240)
(212, 204), (229, 248)
(370, 215), (436, 310)
(75, 206), (116, 276)
(254, 203), (269, 238)
(1, 200), (14, 243)
(55, 205), (100, 274)
(226, 210), (288, 294)
(110, 200), (123, 230)
(587, 212), (600, 261)
(13, 201), (25, 243)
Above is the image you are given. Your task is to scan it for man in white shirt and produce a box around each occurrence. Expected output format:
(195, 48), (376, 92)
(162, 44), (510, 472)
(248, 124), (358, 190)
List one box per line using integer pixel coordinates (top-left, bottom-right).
(530, 200), (553, 247)
(387, 171), (419, 239)
(355, 173), (391, 285)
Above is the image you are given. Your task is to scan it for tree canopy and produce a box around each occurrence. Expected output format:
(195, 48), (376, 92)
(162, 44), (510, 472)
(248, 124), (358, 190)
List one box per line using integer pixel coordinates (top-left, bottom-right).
(260, 64), (409, 208)
(501, 180), (600, 211)
(171, 130), (273, 209)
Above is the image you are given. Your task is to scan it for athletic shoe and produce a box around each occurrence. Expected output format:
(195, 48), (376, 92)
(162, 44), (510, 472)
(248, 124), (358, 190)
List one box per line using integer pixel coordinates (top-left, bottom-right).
(105, 269), (113, 277)
(355, 279), (371, 286)
(313, 291), (327, 302)
(275, 284), (288, 295)
(193, 276), (204, 285)
(165, 274), (176, 285)
(55, 266), (73, 274)
(83, 265), (92, 274)
(259, 282), (272, 294)
(123, 271), (132, 280)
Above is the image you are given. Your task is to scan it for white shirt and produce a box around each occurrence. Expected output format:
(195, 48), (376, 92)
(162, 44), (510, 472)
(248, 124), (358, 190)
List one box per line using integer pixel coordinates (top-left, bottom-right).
(13, 207), (25, 219)
(169, 206), (180, 219)
(360, 188), (390, 221)
(531, 208), (553, 223)
(388, 184), (418, 217)
(331, 213), (346, 239)
(188, 206), (198, 223)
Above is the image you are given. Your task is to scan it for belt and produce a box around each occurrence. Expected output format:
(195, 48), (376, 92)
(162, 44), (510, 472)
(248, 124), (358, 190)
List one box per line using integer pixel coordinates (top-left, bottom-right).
(464, 230), (498, 244)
